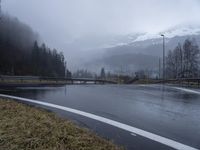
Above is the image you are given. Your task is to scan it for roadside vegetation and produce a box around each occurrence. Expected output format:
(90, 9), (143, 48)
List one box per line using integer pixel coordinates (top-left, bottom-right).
(165, 39), (200, 79)
(0, 99), (123, 150)
(132, 79), (161, 84)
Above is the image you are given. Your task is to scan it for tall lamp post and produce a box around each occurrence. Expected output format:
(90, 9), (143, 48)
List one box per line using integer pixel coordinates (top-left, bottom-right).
(0, 0), (1, 20)
(65, 61), (67, 78)
(159, 57), (161, 79)
(161, 34), (165, 82)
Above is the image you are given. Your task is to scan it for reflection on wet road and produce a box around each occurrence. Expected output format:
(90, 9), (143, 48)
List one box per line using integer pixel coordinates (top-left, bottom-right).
(0, 84), (200, 150)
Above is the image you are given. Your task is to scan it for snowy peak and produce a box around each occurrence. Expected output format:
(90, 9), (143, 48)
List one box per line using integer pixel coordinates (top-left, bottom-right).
(163, 25), (200, 38)
(133, 25), (200, 42)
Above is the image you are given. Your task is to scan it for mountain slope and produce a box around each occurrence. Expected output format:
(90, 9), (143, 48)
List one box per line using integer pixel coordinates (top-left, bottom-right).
(80, 25), (200, 73)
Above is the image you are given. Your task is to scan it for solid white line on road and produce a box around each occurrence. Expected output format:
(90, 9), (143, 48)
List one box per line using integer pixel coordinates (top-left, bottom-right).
(172, 87), (200, 95)
(0, 94), (198, 150)
(138, 84), (200, 95)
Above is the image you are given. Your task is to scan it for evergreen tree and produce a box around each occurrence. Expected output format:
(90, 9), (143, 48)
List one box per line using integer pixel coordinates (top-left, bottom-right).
(100, 68), (106, 79)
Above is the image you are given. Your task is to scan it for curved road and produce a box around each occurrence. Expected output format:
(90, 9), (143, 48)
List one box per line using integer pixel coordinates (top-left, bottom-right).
(0, 84), (200, 150)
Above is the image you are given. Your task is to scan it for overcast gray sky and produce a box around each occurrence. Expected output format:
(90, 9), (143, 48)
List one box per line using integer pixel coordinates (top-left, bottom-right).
(2, 0), (200, 69)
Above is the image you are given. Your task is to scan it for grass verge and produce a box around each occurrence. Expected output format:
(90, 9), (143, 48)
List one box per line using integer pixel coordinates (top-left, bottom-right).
(0, 99), (123, 150)
(133, 79), (161, 84)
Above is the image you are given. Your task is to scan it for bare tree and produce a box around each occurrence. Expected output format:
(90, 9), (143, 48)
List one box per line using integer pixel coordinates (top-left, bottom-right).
(166, 39), (199, 79)
(183, 39), (200, 78)
(166, 50), (176, 78)
(173, 43), (183, 78)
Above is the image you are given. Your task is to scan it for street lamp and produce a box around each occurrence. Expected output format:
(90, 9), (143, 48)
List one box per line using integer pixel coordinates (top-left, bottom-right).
(161, 34), (165, 82)
(0, 0), (1, 20)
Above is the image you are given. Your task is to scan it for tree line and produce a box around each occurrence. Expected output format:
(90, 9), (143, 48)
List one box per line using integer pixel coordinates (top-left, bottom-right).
(166, 38), (200, 79)
(0, 13), (68, 77)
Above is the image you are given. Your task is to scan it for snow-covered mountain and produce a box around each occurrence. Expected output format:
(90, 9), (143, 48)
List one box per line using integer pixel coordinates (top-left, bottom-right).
(133, 25), (200, 42)
(80, 25), (200, 73)
(103, 25), (200, 56)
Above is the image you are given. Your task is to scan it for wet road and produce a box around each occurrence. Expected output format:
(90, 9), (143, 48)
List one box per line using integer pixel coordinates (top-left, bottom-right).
(0, 84), (200, 150)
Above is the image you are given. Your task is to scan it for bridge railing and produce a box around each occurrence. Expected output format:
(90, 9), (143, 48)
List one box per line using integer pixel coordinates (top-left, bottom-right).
(0, 75), (40, 80)
(0, 75), (117, 84)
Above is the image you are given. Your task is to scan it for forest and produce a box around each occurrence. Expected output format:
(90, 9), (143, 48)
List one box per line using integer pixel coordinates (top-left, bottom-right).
(0, 13), (67, 77)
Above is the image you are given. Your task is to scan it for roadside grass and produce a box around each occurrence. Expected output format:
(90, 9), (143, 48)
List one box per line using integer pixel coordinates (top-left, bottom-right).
(0, 99), (123, 150)
(134, 79), (200, 89)
(133, 79), (161, 84)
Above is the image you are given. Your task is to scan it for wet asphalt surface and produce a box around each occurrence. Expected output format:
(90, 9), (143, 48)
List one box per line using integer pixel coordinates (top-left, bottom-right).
(0, 84), (200, 150)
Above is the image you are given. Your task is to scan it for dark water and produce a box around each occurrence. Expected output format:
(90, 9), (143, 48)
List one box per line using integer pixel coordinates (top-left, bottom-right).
(1, 84), (200, 150)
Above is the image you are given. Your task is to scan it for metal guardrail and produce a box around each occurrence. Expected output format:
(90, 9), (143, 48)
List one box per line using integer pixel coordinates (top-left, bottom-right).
(162, 78), (200, 83)
(0, 75), (117, 84)
(165, 78), (200, 86)
(1, 75), (200, 86)
(0, 75), (40, 80)
(126, 77), (200, 85)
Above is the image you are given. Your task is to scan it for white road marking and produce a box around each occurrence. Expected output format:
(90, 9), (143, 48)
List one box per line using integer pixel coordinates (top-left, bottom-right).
(138, 84), (200, 95)
(0, 94), (198, 150)
(131, 133), (137, 136)
(172, 87), (200, 95)
(138, 84), (154, 87)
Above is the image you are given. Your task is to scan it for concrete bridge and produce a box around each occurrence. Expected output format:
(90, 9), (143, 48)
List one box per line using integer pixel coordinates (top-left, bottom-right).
(41, 77), (117, 84)
(0, 75), (117, 87)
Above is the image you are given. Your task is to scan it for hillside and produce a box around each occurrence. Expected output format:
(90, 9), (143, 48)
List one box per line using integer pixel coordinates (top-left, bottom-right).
(0, 13), (67, 77)
(82, 25), (200, 73)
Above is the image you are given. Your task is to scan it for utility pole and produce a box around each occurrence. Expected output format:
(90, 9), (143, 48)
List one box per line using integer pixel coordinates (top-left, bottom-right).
(161, 34), (165, 82)
(0, 0), (1, 18)
(179, 43), (183, 78)
(65, 61), (67, 78)
(0, 0), (2, 20)
(159, 57), (161, 79)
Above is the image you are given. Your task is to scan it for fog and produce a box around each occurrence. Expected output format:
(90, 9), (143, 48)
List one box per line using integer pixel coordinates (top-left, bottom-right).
(2, 0), (200, 70)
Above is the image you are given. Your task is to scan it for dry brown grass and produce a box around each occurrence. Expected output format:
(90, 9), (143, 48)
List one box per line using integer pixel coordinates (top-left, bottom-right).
(0, 99), (123, 150)
(133, 79), (160, 84)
